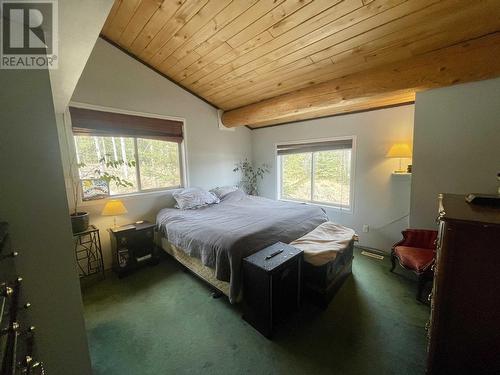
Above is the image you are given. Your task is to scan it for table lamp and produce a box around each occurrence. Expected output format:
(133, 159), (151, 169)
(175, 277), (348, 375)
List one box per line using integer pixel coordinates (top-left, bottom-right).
(101, 199), (128, 227)
(386, 143), (412, 173)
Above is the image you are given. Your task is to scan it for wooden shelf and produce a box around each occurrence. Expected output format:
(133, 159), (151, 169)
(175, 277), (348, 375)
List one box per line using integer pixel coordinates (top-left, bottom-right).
(391, 172), (412, 177)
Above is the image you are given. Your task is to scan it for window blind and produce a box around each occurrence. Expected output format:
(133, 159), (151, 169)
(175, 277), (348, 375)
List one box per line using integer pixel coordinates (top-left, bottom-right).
(276, 139), (352, 155)
(69, 107), (183, 143)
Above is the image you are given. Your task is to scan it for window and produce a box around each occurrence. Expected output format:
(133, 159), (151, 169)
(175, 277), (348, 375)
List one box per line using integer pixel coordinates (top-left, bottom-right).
(74, 136), (182, 195)
(277, 137), (354, 210)
(69, 106), (185, 197)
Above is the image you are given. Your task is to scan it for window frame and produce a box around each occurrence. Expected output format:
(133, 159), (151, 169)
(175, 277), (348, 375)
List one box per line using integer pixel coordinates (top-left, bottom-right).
(64, 102), (188, 204)
(275, 136), (356, 213)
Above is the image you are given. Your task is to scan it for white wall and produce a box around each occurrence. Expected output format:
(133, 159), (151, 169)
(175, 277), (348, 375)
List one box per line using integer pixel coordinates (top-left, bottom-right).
(0, 69), (91, 373)
(61, 38), (252, 268)
(252, 105), (415, 252)
(49, 0), (114, 113)
(410, 78), (500, 228)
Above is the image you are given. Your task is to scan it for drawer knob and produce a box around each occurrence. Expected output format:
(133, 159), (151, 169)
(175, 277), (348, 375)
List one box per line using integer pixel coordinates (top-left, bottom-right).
(1, 285), (13, 297)
(0, 251), (18, 260)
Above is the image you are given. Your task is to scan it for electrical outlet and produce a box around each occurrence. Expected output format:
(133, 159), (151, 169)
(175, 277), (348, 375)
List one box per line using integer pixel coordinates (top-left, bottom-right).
(362, 224), (369, 233)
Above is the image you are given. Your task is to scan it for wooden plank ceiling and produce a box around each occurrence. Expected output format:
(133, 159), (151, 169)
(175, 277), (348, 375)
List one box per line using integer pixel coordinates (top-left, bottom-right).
(102, 0), (500, 128)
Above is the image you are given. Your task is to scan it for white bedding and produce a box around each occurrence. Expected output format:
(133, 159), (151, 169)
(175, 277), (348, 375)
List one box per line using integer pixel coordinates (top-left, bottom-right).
(291, 221), (356, 266)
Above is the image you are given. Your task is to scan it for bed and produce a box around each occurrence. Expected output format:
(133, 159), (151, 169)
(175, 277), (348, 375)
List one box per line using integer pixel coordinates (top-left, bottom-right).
(157, 190), (352, 304)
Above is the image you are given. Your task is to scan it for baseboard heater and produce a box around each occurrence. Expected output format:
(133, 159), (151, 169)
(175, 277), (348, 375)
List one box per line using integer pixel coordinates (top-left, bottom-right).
(360, 251), (384, 260)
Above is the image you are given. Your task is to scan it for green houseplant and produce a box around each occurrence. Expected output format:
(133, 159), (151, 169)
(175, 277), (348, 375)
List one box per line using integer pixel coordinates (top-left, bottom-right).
(69, 154), (135, 233)
(233, 159), (270, 196)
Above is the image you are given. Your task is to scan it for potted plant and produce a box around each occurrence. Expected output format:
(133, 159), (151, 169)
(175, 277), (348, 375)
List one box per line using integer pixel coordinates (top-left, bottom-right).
(69, 155), (135, 233)
(233, 159), (270, 195)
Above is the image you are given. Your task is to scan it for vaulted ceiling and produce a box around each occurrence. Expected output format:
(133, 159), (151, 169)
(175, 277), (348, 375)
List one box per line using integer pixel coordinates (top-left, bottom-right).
(101, 0), (500, 128)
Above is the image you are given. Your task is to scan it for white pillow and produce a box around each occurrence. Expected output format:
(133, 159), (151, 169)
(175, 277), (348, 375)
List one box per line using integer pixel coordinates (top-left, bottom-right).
(221, 189), (246, 202)
(173, 188), (220, 210)
(210, 186), (238, 199)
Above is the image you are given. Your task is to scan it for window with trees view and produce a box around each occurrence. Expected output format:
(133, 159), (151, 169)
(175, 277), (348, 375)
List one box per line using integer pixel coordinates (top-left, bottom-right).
(277, 138), (354, 210)
(74, 135), (182, 195)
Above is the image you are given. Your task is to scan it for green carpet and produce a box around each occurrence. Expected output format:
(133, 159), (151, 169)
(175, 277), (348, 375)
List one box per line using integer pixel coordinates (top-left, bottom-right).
(83, 249), (428, 375)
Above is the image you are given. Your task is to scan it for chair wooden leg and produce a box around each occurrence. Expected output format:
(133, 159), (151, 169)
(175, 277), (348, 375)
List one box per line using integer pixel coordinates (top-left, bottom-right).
(390, 252), (396, 272)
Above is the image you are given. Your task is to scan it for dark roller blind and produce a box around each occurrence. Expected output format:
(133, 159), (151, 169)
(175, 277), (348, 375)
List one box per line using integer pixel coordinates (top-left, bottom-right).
(70, 107), (183, 143)
(277, 138), (352, 155)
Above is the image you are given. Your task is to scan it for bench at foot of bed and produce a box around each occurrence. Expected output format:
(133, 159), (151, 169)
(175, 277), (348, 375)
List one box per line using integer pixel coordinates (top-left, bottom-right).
(302, 239), (354, 309)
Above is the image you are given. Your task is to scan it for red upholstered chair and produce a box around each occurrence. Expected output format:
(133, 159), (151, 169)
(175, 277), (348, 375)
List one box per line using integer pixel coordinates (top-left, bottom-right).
(390, 229), (438, 301)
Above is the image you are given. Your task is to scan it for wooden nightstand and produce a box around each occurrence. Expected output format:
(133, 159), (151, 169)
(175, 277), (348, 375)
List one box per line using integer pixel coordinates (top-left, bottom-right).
(108, 221), (159, 277)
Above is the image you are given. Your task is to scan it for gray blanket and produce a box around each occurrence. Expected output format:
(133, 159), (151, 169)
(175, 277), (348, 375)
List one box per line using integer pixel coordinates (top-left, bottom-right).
(156, 191), (327, 303)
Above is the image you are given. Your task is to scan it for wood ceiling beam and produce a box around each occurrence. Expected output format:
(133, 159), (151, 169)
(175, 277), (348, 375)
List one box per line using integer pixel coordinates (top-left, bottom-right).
(221, 33), (500, 128)
(214, 0), (500, 109)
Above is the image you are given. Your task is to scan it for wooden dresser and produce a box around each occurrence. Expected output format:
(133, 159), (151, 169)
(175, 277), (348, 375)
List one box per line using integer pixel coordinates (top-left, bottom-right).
(427, 194), (500, 374)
